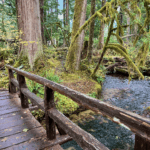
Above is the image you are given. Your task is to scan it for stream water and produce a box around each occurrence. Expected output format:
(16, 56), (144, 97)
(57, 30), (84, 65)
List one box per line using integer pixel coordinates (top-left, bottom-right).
(61, 75), (150, 150)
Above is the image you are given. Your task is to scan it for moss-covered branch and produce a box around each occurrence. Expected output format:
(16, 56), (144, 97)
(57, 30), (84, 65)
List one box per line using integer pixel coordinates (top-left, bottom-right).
(111, 33), (123, 45)
(106, 45), (144, 79)
(91, 17), (115, 77)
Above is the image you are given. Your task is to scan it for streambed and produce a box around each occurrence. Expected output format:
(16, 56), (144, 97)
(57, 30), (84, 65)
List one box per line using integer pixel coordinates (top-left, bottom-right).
(62, 75), (150, 150)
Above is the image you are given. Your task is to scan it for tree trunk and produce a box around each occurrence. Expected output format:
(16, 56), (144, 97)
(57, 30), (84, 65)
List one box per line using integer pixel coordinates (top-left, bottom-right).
(65, 0), (87, 71)
(87, 0), (95, 63)
(66, 0), (69, 26)
(16, 0), (43, 70)
(63, 0), (66, 26)
(63, 0), (66, 47)
(119, 8), (123, 36)
(97, 0), (106, 50)
(40, 0), (45, 45)
(127, 3), (130, 42)
(55, 0), (59, 46)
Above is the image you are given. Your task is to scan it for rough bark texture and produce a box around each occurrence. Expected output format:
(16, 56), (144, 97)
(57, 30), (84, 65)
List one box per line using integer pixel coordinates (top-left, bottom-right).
(97, 0), (106, 50)
(87, 0), (96, 63)
(63, 0), (66, 26)
(16, 0), (43, 69)
(40, 0), (45, 45)
(65, 0), (87, 71)
(66, 0), (69, 26)
(126, 3), (130, 43)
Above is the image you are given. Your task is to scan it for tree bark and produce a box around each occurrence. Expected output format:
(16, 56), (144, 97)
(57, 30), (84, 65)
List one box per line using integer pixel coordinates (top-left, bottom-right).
(63, 0), (67, 47)
(40, 0), (45, 45)
(97, 0), (106, 50)
(63, 0), (66, 26)
(65, 0), (87, 71)
(66, 0), (69, 26)
(87, 0), (96, 63)
(16, 0), (43, 70)
(127, 3), (130, 42)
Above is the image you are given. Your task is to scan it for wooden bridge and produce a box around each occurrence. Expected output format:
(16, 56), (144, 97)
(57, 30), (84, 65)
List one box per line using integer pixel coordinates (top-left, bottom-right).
(0, 65), (150, 150)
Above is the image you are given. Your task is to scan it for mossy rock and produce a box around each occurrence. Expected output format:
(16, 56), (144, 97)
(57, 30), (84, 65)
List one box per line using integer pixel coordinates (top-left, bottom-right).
(69, 114), (79, 120)
(78, 110), (95, 119)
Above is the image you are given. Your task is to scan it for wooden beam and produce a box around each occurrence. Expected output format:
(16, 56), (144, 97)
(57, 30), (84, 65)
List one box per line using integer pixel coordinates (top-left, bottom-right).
(48, 108), (109, 150)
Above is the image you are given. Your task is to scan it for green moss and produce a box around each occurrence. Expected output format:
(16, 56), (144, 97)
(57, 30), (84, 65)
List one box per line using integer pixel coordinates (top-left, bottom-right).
(55, 92), (79, 115)
(0, 76), (9, 88)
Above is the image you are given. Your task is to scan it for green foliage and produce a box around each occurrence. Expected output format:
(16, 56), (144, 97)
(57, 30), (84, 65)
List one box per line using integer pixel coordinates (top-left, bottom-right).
(88, 92), (97, 98)
(97, 76), (105, 83)
(45, 71), (63, 83)
(27, 80), (44, 96)
(54, 92), (79, 114)
(31, 109), (44, 120)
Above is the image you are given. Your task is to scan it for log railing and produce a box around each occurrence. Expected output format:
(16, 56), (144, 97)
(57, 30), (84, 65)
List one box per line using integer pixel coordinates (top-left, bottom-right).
(6, 65), (150, 150)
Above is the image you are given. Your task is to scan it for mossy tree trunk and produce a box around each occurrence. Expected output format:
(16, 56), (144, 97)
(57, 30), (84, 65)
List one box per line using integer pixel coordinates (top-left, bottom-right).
(65, 0), (87, 71)
(87, 0), (96, 63)
(97, 0), (106, 50)
(16, 0), (43, 70)
(127, 3), (130, 43)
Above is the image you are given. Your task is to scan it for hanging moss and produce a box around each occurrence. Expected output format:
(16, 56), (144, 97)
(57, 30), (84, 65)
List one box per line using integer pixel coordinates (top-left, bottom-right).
(106, 45), (144, 79)
(135, 42), (149, 67)
(108, 43), (127, 54)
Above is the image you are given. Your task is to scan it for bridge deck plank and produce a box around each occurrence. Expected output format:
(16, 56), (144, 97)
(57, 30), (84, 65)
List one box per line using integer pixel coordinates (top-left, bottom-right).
(0, 91), (64, 150)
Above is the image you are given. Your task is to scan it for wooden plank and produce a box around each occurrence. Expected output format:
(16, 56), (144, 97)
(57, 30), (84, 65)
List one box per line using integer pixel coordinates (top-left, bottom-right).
(0, 107), (21, 116)
(0, 104), (19, 111)
(0, 110), (33, 126)
(0, 127), (46, 149)
(0, 91), (9, 95)
(0, 109), (30, 119)
(3, 135), (71, 150)
(0, 120), (41, 138)
(0, 97), (19, 106)
(0, 95), (18, 100)
(48, 108), (109, 150)
(0, 116), (35, 131)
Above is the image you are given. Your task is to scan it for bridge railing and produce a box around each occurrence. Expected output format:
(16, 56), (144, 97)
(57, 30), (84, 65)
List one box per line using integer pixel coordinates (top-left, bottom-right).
(6, 64), (150, 150)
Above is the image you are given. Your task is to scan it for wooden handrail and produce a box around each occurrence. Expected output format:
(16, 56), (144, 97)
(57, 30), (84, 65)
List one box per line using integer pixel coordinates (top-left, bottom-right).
(6, 65), (150, 149)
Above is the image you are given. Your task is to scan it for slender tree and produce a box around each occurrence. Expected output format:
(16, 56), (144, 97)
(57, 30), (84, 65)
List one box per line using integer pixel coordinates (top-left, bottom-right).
(127, 3), (130, 42)
(97, 0), (106, 50)
(87, 0), (96, 63)
(16, 0), (43, 70)
(40, 0), (45, 45)
(65, 0), (87, 71)
(66, 0), (69, 26)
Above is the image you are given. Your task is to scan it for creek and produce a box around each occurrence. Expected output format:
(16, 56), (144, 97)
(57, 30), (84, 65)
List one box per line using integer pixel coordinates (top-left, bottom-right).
(62, 75), (150, 150)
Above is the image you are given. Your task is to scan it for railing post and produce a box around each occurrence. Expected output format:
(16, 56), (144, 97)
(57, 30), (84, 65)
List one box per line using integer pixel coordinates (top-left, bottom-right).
(17, 73), (29, 108)
(8, 69), (16, 93)
(134, 134), (150, 150)
(44, 86), (56, 140)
